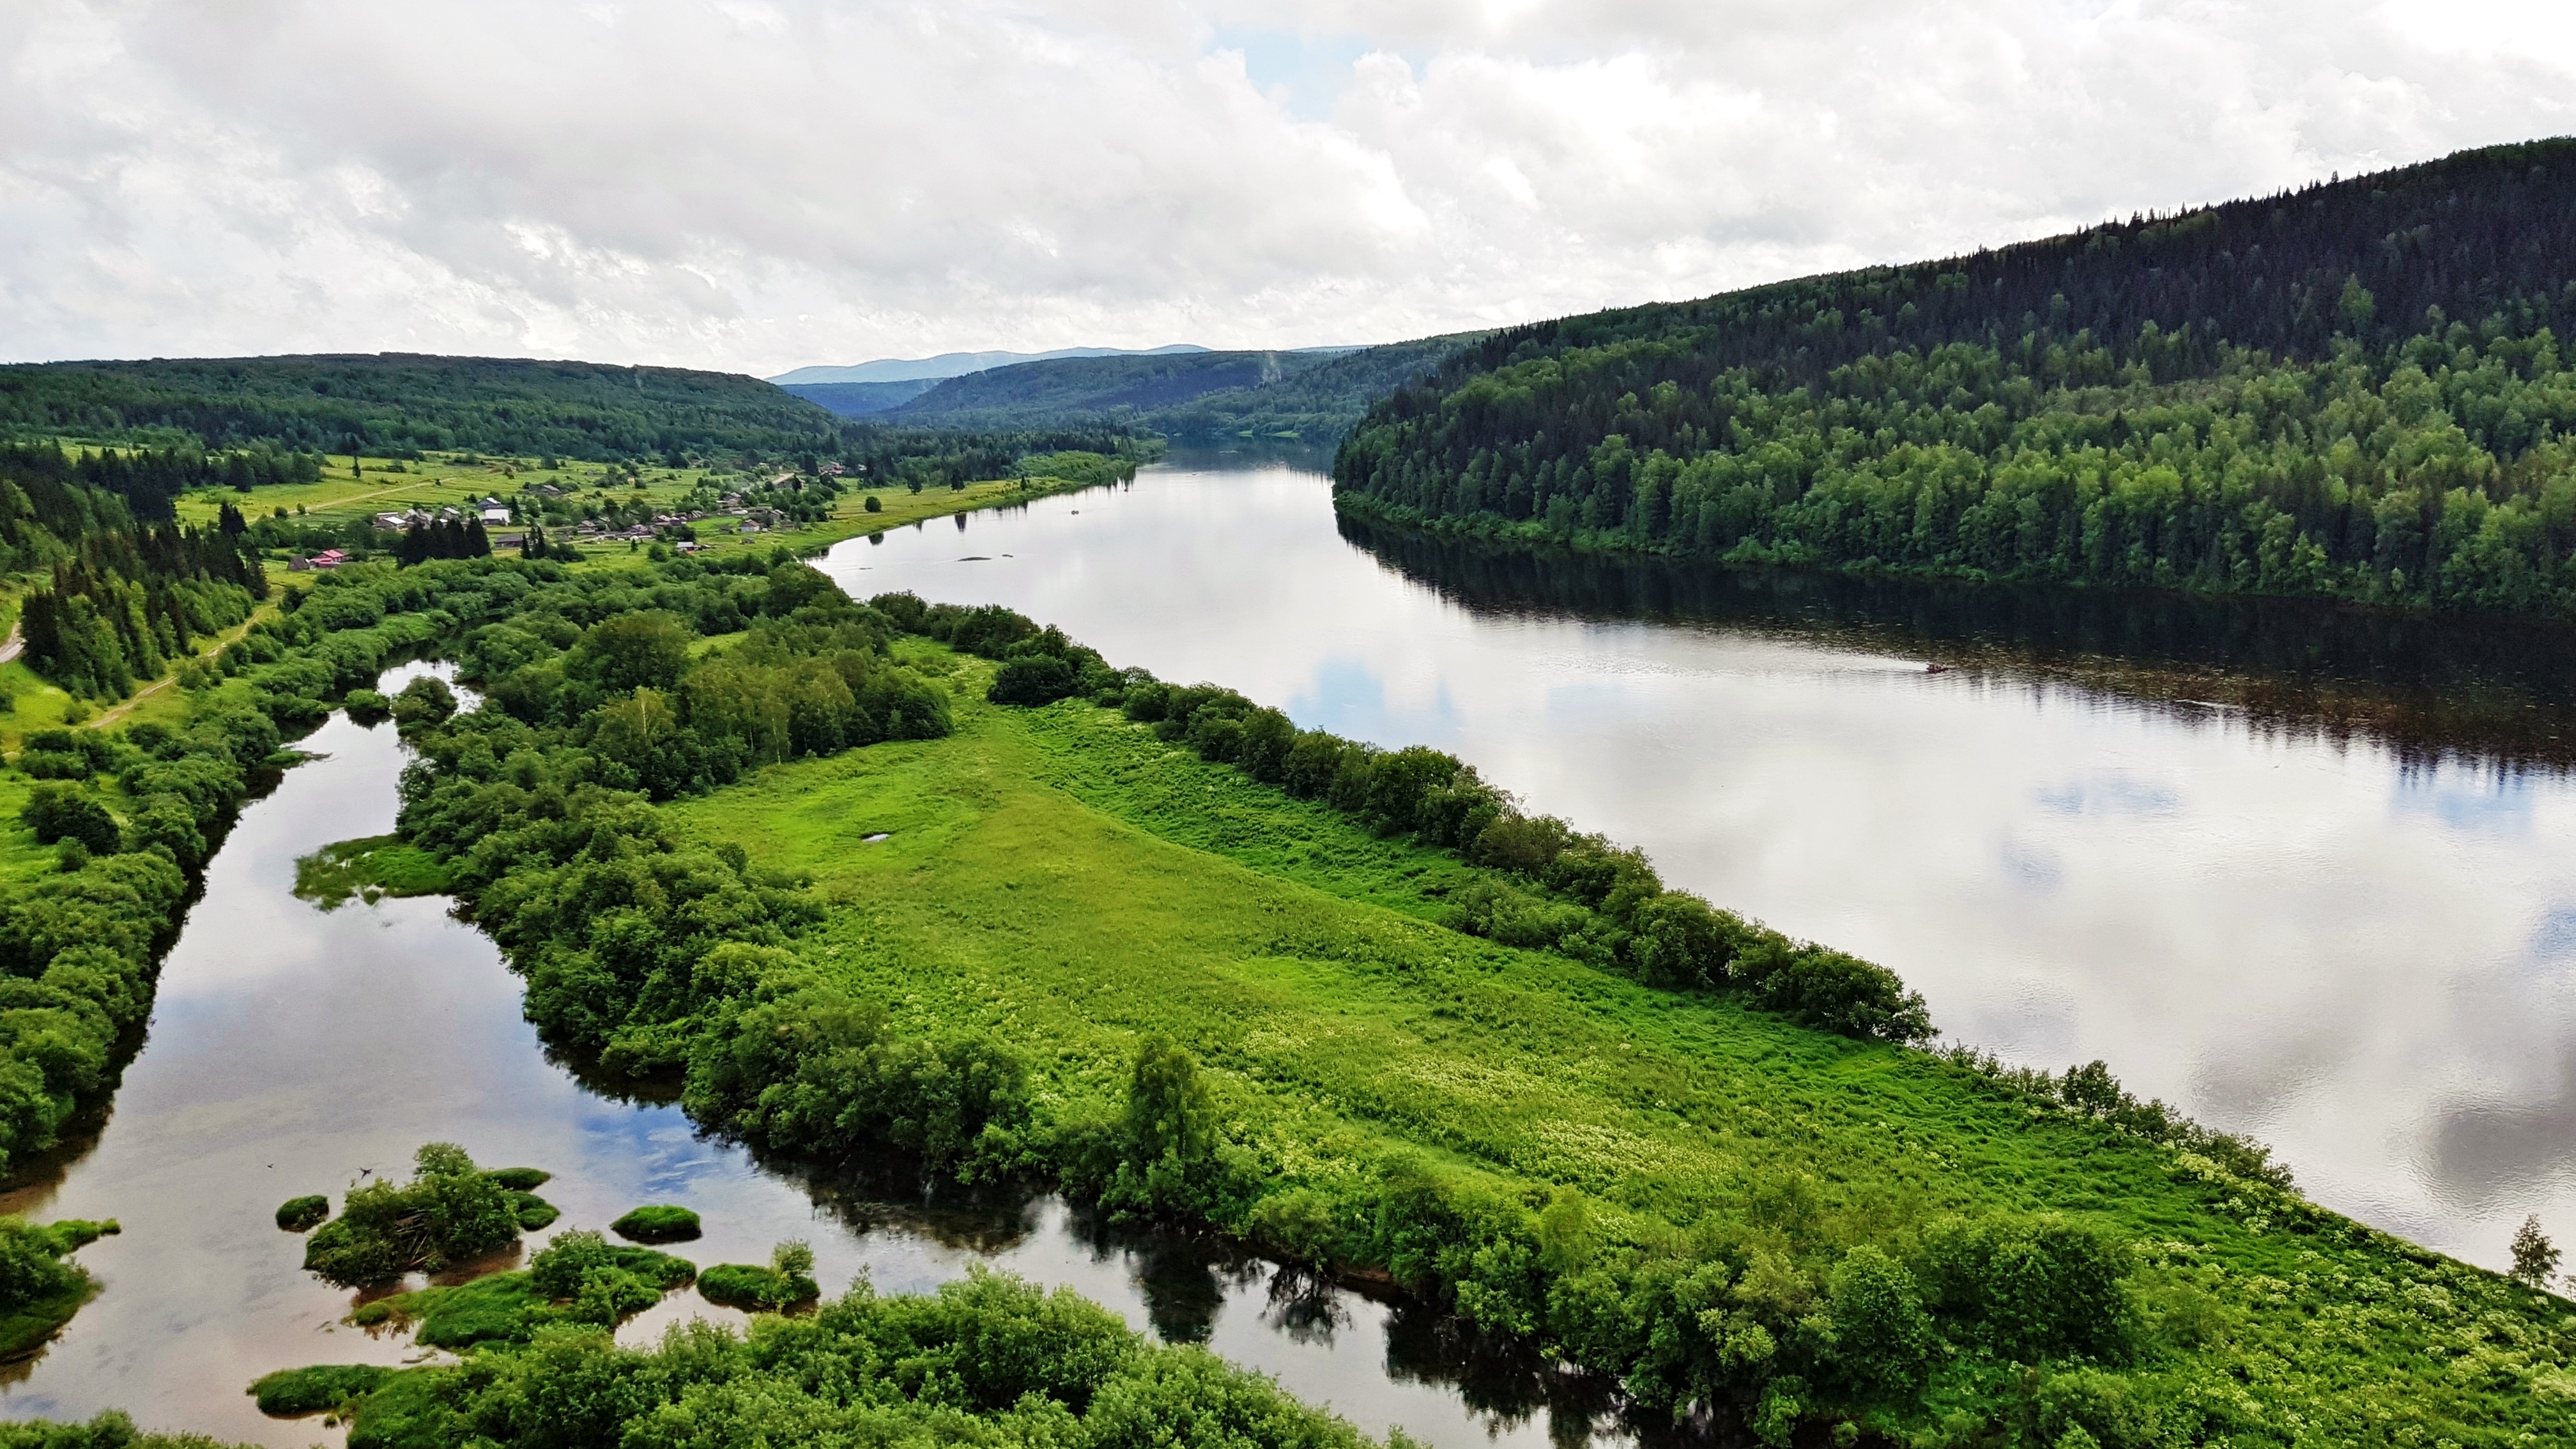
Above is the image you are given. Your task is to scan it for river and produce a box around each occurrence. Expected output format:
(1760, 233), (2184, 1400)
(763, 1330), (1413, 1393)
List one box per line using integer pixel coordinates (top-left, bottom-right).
(4, 450), (2573, 1442)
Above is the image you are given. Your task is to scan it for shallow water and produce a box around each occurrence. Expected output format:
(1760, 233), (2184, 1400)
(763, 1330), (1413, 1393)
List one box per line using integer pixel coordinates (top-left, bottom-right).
(819, 453), (2576, 1276)
(0, 665), (1627, 1449)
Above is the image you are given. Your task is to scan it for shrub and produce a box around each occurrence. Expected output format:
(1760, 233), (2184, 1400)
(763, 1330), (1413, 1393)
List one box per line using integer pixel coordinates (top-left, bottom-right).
(988, 655), (1078, 706)
(610, 1204), (702, 1243)
(302, 1142), (522, 1285)
(19, 785), (118, 857)
(390, 677), (455, 730)
(1920, 1214), (2134, 1362)
(275, 1195), (329, 1232)
(482, 1167), (551, 1192)
(342, 689), (391, 724)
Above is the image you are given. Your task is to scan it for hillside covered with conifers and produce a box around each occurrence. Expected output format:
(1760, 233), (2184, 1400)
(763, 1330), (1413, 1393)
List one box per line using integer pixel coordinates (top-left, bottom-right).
(0, 353), (1140, 477)
(1333, 137), (2576, 617)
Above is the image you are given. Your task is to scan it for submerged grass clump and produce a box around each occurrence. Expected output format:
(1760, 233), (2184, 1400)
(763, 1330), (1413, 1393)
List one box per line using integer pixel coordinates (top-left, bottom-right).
(697, 1242), (817, 1312)
(273, 1196), (328, 1233)
(291, 834), (454, 911)
(608, 1204), (700, 1243)
(248, 1363), (390, 1417)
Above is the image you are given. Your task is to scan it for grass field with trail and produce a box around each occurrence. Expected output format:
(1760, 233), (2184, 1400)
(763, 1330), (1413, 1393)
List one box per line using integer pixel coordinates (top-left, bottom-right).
(656, 643), (2575, 1442)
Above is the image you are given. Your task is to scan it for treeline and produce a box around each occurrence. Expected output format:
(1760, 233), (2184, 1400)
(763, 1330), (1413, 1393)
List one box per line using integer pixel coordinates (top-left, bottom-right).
(0, 353), (1158, 471)
(10, 452), (268, 700)
(1336, 137), (2576, 617)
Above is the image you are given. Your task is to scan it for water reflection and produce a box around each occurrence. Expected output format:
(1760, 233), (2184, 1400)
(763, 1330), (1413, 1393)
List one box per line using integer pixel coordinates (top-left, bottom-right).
(816, 454), (2576, 1276)
(1338, 517), (2576, 774)
(0, 664), (1640, 1449)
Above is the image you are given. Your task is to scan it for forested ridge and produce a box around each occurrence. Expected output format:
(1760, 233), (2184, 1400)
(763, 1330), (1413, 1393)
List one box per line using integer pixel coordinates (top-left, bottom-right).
(1335, 136), (2576, 617)
(0, 353), (1142, 474)
(787, 333), (1486, 444)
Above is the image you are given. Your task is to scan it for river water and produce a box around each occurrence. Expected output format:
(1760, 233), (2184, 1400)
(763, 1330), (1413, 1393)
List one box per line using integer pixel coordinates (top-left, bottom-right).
(6, 452), (2575, 1442)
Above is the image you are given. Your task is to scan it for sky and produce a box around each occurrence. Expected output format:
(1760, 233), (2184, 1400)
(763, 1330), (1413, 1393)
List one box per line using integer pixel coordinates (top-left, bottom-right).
(5, 0), (2575, 378)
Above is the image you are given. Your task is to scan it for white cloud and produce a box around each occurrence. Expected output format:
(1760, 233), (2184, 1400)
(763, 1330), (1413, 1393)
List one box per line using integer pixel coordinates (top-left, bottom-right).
(2, 0), (2572, 374)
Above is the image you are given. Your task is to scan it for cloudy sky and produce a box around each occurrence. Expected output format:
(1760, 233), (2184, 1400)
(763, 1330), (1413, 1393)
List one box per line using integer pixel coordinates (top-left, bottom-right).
(6, 1), (2574, 377)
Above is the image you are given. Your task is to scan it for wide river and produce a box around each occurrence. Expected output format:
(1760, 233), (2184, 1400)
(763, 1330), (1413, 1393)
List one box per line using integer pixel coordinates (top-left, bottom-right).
(2, 451), (2572, 1443)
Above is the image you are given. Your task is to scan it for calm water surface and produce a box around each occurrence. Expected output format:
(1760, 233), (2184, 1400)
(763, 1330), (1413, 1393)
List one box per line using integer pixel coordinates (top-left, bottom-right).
(820, 453), (2576, 1276)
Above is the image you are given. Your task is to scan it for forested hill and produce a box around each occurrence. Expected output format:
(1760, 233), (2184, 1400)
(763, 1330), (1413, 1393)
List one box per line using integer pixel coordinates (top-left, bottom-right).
(786, 332), (1487, 444)
(3, 353), (862, 463)
(1334, 136), (2576, 618)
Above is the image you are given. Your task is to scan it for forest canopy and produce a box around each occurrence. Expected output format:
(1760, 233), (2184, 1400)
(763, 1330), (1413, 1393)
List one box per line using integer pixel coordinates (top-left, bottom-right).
(1334, 137), (2576, 618)
(0, 353), (1151, 471)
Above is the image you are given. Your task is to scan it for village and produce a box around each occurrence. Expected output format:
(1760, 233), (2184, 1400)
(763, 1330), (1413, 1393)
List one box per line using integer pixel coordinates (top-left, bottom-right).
(286, 471), (817, 571)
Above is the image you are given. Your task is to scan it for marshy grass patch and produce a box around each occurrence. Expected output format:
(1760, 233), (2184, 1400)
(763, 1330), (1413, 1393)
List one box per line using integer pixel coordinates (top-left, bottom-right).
(610, 1204), (702, 1243)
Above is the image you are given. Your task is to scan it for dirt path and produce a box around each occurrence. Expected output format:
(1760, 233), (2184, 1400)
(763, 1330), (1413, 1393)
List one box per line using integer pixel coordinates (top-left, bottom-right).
(0, 623), (19, 665)
(85, 604), (277, 730)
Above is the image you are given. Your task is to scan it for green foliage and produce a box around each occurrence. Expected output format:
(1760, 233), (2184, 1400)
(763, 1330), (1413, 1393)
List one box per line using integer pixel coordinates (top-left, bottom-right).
(301, 1142), (523, 1285)
(248, 1363), (389, 1417)
(18, 784), (118, 855)
(291, 835), (453, 910)
(0, 1218), (116, 1358)
(1338, 139), (2576, 620)
(273, 1195), (328, 1232)
(2511, 1214), (2562, 1289)
(322, 1271), (1382, 1449)
(389, 675), (454, 730)
(341, 688), (390, 724)
(0, 1410), (252, 1449)
(0, 446), (264, 700)
(608, 1204), (701, 1243)
(483, 1167), (550, 1190)
(696, 1242), (821, 1311)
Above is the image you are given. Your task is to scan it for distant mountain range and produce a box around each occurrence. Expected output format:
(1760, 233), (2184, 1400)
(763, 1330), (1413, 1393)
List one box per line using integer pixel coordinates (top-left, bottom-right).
(769, 346), (1213, 387)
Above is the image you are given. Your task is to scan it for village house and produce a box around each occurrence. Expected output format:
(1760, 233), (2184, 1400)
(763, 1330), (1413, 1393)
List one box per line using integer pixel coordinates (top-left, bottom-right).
(288, 549), (349, 572)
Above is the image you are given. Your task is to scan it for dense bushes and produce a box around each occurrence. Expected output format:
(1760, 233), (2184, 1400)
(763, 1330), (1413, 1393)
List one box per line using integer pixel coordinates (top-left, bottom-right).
(301, 1144), (526, 1285)
(0, 1218), (117, 1360)
(307, 1270), (1386, 1449)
